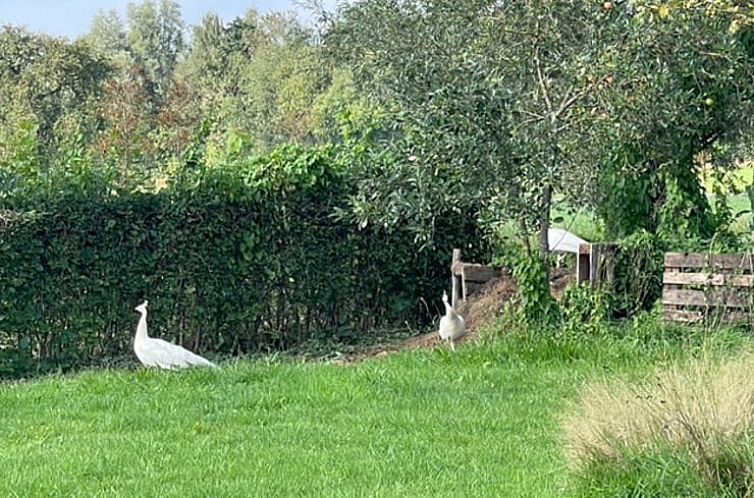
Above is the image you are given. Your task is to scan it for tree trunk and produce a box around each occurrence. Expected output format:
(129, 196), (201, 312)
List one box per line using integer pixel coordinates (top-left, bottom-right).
(538, 184), (552, 261)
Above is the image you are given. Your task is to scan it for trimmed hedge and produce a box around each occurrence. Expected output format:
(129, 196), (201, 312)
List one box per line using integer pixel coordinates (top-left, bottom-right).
(0, 145), (485, 376)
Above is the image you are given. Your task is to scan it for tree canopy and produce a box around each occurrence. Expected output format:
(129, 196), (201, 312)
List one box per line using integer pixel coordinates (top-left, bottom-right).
(325, 0), (754, 255)
(1, 0), (754, 255)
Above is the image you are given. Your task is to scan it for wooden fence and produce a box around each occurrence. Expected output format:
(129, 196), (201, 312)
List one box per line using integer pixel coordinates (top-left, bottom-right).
(662, 252), (754, 324)
(449, 244), (617, 308)
(576, 243), (618, 286)
(450, 249), (505, 307)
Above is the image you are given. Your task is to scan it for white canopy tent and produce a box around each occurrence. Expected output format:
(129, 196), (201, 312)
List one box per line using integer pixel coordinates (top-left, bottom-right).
(548, 227), (589, 254)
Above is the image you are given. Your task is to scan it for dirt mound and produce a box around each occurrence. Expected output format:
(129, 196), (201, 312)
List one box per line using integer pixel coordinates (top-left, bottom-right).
(456, 271), (518, 339)
(332, 267), (576, 364)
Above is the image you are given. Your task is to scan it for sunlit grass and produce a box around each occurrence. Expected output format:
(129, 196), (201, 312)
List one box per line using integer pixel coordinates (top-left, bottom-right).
(0, 325), (750, 497)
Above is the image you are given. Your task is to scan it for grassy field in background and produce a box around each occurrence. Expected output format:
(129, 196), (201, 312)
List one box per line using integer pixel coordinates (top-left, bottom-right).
(0, 325), (748, 498)
(547, 166), (754, 242)
(701, 165), (753, 193)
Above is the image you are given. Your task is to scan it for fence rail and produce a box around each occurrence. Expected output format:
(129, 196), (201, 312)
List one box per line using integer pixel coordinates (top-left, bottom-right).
(450, 249), (505, 307)
(662, 252), (754, 324)
(449, 243), (617, 308)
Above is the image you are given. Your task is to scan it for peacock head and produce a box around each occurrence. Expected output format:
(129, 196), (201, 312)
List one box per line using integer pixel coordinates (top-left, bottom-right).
(135, 300), (148, 314)
(442, 290), (449, 303)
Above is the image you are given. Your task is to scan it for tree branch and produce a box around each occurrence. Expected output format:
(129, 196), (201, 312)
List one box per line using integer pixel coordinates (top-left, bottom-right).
(533, 46), (554, 117)
(554, 85), (589, 120)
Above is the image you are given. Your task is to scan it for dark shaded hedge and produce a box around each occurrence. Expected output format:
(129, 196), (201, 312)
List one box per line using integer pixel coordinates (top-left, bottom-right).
(0, 145), (486, 376)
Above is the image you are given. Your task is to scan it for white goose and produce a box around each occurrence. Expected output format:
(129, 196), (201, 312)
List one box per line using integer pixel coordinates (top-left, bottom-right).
(133, 300), (217, 369)
(439, 290), (466, 351)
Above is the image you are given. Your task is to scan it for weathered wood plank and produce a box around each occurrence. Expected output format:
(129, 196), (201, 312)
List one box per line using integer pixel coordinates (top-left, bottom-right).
(465, 282), (485, 296)
(663, 272), (754, 287)
(709, 253), (754, 271)
(663, 308), (702, 323)
(576, 253), (589, 284)
(711, 311), (751, 324)
(662, 251), (754, 323)
(663, 308), (750, 324)
(665, 252), (754, 271)
(665, 252), (706, 269)
(663, 309), (751, 324)
(662, 288), (752, 309)
(451, 249), (462, 308)
(460, 264), (501, 283)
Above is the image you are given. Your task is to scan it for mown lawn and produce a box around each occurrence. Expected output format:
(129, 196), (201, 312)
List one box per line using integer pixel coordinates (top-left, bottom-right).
(0, 327), (747, 498)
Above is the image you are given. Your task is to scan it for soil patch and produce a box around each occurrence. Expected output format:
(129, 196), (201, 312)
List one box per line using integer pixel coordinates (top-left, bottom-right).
(330, 266), (576, 365)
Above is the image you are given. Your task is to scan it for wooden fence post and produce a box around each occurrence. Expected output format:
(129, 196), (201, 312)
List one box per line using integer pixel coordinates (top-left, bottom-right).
(576, 243), (618, 288)
(451, 248), (462, 308)
(577, 243), (591, 284)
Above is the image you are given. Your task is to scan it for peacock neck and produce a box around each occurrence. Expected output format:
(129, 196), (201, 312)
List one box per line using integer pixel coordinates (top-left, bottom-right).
(136, 312), (149, 340)
(444, 301), (457, 318)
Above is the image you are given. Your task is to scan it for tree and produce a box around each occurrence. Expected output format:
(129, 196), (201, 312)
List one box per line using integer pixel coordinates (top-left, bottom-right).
(0, 27), (111, 169)
(326, 0), (618, 258)
(174, 10), (334, 155)
(587, 0), (754, 246)
(126, 0), (185, 106)
(84, 9), (129, 62)
(326, 0), (754, 258)
(97, 63), (156, 189)
(242, 36), (331, 149)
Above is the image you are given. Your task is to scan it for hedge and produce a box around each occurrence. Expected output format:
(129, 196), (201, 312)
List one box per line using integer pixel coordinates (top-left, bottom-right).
(0, 145), (486, 376)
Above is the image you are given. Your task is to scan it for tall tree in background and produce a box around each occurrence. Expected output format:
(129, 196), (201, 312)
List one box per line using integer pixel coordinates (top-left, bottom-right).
(242, 11), (331, 149)
(97, 63), (156, 189)
(84, 0), (188, 184)
(176, 12), (256, 126)
(0, 27), (111, 172)
(85, 9), (129, 62)
(126, 0), (184, 106)
(176, 10), (335, 155)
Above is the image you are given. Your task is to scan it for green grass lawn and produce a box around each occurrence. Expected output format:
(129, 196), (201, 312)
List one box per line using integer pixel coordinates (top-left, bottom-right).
(0, 327), (748, 498)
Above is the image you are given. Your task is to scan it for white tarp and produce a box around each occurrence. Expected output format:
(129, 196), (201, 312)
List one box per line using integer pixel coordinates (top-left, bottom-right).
(548, 228), (588, 254)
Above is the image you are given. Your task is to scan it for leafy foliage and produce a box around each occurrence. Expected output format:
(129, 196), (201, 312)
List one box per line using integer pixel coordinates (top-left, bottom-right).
(560, 284), (611, 339)
(508, 253), (559, 327)
(591, 0), (754, 240)
(0, 145), (481, 377)
(0, 26), (111, 167)
(612, 230), (665, 318)
(326, 0), (621, 256)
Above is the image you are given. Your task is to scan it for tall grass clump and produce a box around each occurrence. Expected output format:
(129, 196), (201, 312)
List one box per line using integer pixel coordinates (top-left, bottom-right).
(562, 349), (754, 497)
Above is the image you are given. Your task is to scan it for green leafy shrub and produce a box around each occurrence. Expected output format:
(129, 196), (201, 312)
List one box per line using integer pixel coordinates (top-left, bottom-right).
(612, 230), (665, 318)
(508, 253), (559, 328)
(559, 284), (610, 339)
(0, 144), (484, 377)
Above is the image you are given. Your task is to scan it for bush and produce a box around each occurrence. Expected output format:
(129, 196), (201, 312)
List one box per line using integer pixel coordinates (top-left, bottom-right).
(612, 229), (664, 318)
(508, 253), (559, 328)
(559, 284), (610, 339)
(0, 144), (486, 377)
(563, 349), (754, 497)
